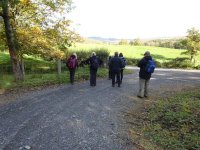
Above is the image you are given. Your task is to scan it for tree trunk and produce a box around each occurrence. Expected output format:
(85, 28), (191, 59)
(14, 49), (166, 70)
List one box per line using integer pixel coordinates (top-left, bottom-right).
(2, 0), (24, 81)
(20, 54), (25, 76)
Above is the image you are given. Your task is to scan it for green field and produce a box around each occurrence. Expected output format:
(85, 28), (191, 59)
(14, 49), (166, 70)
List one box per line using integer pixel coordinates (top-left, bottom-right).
(69, 43), (200, 66)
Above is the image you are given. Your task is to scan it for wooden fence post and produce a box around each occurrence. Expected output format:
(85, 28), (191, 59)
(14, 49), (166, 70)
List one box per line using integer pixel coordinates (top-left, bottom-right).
(57, 59), (61, 74)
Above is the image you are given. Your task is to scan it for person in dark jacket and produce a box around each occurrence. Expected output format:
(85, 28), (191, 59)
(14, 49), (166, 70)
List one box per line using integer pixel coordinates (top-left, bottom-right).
(137, 51), (153, 98)
(66, 53), (78, 85)
(109, 52), (123, 87)
(108, 56), (112, 80)
(119, 53), (126, 83)
(85, 52), (102, 86)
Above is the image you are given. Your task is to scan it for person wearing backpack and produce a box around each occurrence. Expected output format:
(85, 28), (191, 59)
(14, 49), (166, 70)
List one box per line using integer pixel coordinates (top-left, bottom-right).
(66, 53), (78, 85)
(110, 52), (123, 87)
(137, 51), (155, 98)
(108, 56), (112, 80)
(119, 53), (126, 84)
(85, 52), (101, 86)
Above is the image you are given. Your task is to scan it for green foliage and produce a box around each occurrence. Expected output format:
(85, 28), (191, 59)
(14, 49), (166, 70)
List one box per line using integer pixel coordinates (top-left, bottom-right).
(0, 52), (57, 74)
(118, 39), (129, 45)
(69, 48), (109, 64)
(144, 90), (200, 150)
(162, 57), (194, 68)
(0, 0), (79, 59)
(95, 48), (110, 63)
(130, 38), (142, 46)
(184, 28), (200, 63)
(126, 58), (140, 66)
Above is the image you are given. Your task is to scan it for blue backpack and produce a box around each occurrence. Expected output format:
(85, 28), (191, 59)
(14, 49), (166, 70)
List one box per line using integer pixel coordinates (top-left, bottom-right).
(120, 57), (126, 68)
(145, 59), (156, 73)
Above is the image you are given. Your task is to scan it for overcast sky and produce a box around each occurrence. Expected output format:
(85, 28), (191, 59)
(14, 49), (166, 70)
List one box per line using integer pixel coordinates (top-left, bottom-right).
(68, 0), (200, 39)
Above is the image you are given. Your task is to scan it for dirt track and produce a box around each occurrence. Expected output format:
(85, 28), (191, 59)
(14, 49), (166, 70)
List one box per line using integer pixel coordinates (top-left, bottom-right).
(0, 68), (200, 150)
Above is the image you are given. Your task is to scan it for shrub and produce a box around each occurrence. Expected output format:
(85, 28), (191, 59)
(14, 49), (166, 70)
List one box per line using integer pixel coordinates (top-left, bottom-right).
(126, 58), (140, 66)
(162, 57), (194, 68)
(68, 48), (109, 66)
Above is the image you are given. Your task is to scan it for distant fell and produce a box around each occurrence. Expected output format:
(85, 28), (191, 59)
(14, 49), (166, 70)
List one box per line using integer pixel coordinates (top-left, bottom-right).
(88, 37), (119, 44)
(87, 36), (185, 44)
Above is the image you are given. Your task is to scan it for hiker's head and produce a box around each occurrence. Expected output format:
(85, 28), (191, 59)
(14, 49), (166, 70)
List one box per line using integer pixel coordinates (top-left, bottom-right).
(73, 53), (77, 59)
(91, 52), (96, 57)
(71, 54), (75, 59)
(144, 51), (150, 57)
(119, 53), (123, 57)
(114, 51), (118, 57)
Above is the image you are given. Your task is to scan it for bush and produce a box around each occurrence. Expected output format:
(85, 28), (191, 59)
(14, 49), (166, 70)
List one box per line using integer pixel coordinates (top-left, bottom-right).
(69, 48), (109, 66)
(162, 57), (194, 68)
(126, 58), (140, 66)
(194, 65), (200, 69)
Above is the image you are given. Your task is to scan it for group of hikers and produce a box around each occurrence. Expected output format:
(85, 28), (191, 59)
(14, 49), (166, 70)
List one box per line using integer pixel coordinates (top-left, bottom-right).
(66, 50), (155, 98)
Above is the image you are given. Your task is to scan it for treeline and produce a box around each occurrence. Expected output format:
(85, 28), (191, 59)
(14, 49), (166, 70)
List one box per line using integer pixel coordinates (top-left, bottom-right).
(119, 38), (187, 49)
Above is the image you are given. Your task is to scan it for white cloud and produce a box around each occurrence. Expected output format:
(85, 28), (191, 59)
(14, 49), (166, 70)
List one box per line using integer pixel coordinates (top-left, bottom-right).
(68, 0), (200, 39)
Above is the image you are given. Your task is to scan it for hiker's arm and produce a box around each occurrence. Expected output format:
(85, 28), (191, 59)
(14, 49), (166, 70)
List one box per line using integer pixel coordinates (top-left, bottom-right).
(85, 58), (91, 65)
(137, 58), (144, 67)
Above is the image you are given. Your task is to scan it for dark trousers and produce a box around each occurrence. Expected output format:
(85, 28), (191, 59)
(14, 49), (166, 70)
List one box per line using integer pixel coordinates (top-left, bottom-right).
(120, 69), (124, 82)
(69, 69), (75, 84)
(108, 69), (112, 79)
(112, 71), (120, 86)
(90, 69), (97, 86)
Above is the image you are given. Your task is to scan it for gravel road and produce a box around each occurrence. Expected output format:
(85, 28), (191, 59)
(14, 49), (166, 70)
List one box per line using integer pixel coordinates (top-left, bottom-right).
(0, 68), (200, 150)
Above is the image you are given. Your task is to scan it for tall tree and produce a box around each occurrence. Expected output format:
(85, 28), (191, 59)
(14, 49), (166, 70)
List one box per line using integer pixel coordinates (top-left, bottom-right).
(0, 0), (79, 80)
(185, 28), (200, 64)
(0, 0), (24, 80)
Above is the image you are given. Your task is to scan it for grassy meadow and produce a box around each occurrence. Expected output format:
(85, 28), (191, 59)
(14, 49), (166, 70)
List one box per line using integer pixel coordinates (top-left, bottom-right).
(69, 43), (200, 67)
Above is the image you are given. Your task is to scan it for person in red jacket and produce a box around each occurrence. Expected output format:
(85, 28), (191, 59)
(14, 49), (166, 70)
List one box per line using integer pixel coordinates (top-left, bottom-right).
(67, 53), (78, 85)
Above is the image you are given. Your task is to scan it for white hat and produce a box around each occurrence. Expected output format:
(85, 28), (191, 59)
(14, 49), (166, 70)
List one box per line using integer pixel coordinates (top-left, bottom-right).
(92, 52), (96, 56)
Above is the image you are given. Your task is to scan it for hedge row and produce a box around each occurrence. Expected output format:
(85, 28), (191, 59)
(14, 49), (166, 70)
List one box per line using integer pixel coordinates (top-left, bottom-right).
(68, 48), (110, 65)
(126, 57), (200, 69)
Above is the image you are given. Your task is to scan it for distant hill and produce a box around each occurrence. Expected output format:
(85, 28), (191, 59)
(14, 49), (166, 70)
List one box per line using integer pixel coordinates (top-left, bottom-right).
(88, 37), (120, 44)
(86, 36), (186, 44)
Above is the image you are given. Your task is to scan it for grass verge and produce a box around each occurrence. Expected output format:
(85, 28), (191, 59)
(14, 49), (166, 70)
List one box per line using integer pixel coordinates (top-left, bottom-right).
(0, 67), (133, 91)
(128, 89), (200, 150)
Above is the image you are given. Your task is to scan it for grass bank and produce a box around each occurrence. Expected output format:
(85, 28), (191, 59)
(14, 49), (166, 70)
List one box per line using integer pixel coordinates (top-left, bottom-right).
(129, 89), (200, 150)
(0, 67), (132, 91)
